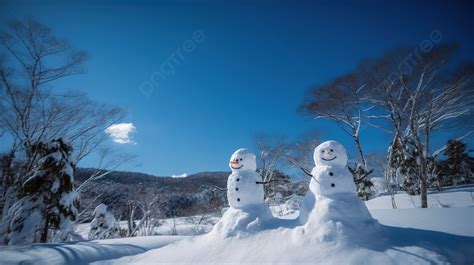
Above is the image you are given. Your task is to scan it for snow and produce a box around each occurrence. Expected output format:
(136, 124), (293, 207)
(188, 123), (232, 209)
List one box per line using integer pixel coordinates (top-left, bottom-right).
(94, 209), (473, 265)
(89, 204), (120, 240)
(59, 191), (78, 209)
(371, 208), (474, 237)
(366, 185), (474, 209)
(135, 216), (218, 236)
(0, 236), (186, 265)
(1, 189), (473, 264)
(93, 204), (108, 216)
(51, 179), (60, 192)
(76, 216), (219, 240)
(209, 205), (279, 238)
(60, 162), (74, 180)
(0, 196), (44, 245)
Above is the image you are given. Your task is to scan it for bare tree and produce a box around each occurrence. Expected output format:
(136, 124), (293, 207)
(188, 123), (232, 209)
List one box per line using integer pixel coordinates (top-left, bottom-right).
(280, 132), (320, 178)
(301, 74), (372, 168)
(77, 147), (137, 194)
(126, 189), (161, 237)
(366, 44), (474, 207)
(255, 134), (286, 186)
(0, 19), (124, 164)
(0, 19), (127, 219)
(1, 19), (83, 163)
(254, 133), (317, 208)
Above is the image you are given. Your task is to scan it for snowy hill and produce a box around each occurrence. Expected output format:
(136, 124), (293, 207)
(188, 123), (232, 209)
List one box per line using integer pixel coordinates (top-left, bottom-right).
(1, 186), (472, 265)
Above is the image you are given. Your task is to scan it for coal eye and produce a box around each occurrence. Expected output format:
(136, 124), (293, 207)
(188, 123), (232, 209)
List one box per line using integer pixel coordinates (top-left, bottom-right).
(239, 158), (243, 161)
(330, 149), (333, 152)
(321, 150), (324, 153)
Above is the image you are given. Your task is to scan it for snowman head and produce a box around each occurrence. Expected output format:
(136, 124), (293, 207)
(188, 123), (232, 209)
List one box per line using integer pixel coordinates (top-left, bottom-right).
(229, 148), (257, 172)
(314, 140), (348, 167)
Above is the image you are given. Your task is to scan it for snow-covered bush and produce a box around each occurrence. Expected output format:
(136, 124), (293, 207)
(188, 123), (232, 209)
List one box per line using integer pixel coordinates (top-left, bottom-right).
(348, 162), (376, 200)
(0, 139), (79, 244)
(89, 203), (120, 239)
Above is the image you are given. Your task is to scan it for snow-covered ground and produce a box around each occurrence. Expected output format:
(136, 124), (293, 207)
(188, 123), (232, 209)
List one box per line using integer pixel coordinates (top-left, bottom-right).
(0, 236), (186, 265)
(368, 185), (474, 237)
(1, 186), (473, 265)
(76, 215), (221, 240)
(367, 185), (474, 209)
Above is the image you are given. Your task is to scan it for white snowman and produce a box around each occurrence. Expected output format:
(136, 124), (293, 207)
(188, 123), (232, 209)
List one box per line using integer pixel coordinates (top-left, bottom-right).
(210, 148), (272, 237)
(302, 140), (376, 235)
(226, 148), (265, 209)
(309, 140), (356, 197)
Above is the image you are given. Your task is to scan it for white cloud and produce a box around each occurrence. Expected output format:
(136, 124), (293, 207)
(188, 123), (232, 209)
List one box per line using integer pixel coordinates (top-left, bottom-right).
(105, 123), (136, 144)
(171, 173), (188, 178)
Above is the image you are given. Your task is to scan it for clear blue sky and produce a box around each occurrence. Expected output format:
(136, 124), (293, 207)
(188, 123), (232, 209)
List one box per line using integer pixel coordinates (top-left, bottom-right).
(1, 0), (473, 176)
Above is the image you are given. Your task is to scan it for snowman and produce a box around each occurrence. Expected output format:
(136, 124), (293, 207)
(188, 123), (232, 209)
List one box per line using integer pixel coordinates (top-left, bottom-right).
(226, 148), (265, 209)
(302, 141), (378, 238)
(309, 140), (357, 197)
(210, 148), (273, 237)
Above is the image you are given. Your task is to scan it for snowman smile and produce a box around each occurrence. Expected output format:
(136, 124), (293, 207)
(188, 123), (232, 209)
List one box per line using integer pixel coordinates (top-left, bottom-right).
(321, 156), (337, 161)
(230, 164), (243, 169)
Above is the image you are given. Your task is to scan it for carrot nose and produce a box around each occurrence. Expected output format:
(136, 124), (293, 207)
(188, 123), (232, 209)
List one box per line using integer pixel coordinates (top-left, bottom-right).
(230, 161), (239, 164)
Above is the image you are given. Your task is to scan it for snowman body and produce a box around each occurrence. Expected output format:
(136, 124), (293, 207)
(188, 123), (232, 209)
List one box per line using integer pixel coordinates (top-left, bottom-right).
(310, 164), (357, 197)
(227, 170), (264, 209)
(226, 148), (264, 209)
(303, 141), (376, 232)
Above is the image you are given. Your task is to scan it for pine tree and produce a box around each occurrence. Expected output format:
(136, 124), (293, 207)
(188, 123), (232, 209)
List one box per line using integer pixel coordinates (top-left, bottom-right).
(0, 151), (17, 219)
(438, 140), (474, 186)
(0, 138), (79, 244)
(400, 136), (421, 195)
(387, 135), (421, 195)
(89, 203), (120, 240)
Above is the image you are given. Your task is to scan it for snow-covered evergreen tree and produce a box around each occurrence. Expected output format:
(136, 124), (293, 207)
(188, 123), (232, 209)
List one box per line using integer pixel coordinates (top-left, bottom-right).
(347, 162), (375, 200)
(88, 203), (120, 240)
(400, 136), (421, 195)
(0, 138), (79, 244)
(438, 140), (474, 185)
(0, 151), (17, 219)
(387, 135), (421, 195)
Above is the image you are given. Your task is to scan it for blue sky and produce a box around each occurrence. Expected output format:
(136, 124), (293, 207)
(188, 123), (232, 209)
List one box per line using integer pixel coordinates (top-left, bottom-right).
(1, 0), (473, 177)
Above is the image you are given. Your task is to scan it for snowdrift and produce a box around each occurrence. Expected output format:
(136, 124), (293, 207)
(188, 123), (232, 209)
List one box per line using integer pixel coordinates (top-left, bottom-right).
(96, 212), (473, 265)
(0, 236), (186, 265)
(95, 188), (474, 265)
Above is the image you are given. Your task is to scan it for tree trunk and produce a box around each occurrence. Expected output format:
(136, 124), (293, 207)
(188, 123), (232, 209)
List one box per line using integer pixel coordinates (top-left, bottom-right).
(353, 136), (366, 167)
(419, 156), (428, 208)
(420, 176), (428, 208)
(40, 214), (50, 243)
